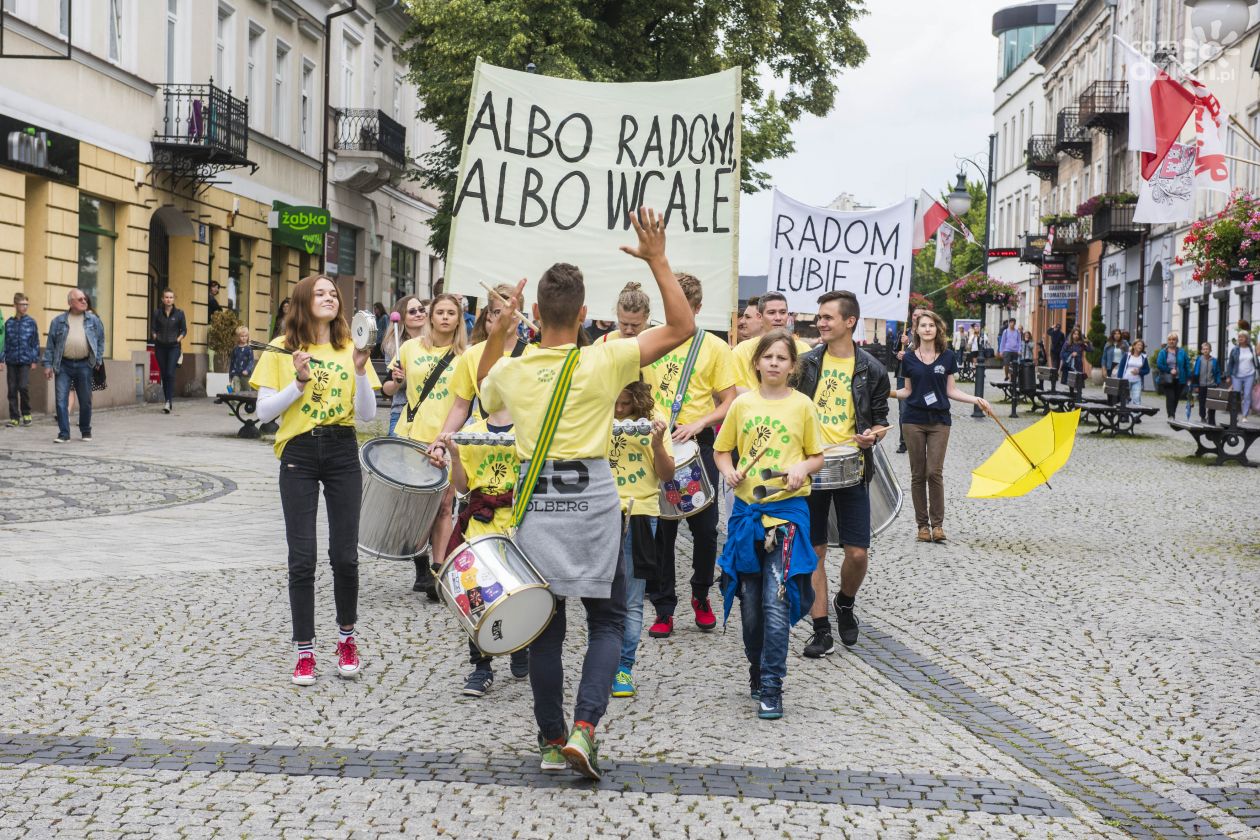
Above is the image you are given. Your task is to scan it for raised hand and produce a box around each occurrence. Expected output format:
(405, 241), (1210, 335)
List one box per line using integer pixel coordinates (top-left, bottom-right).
(621, 206), (666, 263)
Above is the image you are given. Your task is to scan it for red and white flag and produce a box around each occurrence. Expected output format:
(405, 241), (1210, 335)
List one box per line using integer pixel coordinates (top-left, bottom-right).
(913, 189), (949, 253)
(1117, 37), (1196, 180)
(1185, 75), (1231, 194)
(934, 224), (955, 272)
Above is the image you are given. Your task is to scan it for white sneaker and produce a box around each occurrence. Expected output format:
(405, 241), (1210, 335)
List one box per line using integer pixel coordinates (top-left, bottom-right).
(163, 401), (172, 414)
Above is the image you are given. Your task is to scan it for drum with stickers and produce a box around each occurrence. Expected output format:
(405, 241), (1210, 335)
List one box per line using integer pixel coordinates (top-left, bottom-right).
(437, 534), (556, 655)
(357, 437), (448, 560)
(658, 439), (714, 520)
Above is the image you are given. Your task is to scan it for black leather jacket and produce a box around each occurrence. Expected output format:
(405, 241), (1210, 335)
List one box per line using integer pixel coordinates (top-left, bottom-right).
(795, 344), (891, 481)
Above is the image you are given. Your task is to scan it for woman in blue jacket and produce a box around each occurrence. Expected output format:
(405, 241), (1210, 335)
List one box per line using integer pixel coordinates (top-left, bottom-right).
(1155, 333), (1191, 418)
(1192, 343), (1221, 422)
(1225, 331), (1258, 418)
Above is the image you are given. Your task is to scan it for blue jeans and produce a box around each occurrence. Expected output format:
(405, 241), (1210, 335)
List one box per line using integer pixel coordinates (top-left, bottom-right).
(154, 343), (180, 403)
(1235, 374), (1255, 416)
(387, 403), (403, 436)
(738, 531), (792, 696)
(55, 358), (94, 439)
(619, 516), (657, 671)
(1128, 380), (1142, 406)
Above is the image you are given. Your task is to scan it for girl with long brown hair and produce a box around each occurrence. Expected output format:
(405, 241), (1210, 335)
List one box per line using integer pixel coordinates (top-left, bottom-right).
(380, 295), (427, 436)
(251, 275), (381, 685)
(890, 310), (989, 543)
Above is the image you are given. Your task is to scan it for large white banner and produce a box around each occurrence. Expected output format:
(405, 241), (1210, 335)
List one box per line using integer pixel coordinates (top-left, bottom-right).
(766, 190), (915, 321)
(445, 61), (741, 331)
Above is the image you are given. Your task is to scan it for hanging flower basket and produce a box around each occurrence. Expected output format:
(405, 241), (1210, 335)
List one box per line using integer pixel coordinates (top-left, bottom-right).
(908, 291), (934, 311)
(945, 274), (1020, 315)
(1177, 190), (1260, 286)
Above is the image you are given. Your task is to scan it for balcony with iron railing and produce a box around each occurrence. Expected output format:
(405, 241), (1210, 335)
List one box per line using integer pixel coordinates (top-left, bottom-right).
(1025, 134), (1058, 182)
(1091, 203), (1146, 245)
(1049, 215), (1092, 254)
(1054, 108), (1091, 159)
(331, 108), (408, 192)
(1079, 81), (1128, 134)
(151, 80), (255, 185)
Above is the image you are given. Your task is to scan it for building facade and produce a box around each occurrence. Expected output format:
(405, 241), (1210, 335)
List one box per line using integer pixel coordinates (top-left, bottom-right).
(0, 0), (441, 413)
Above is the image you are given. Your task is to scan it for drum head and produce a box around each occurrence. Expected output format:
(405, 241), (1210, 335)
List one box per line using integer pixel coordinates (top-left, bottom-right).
(674, 439), (698, 462)
(474, 587), (555, 656)
(361, 437), (446, 489)
(351, 310), (378, 351)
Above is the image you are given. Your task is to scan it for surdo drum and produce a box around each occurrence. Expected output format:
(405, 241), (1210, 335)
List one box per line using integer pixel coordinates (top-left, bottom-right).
(437, 535), (556, 655)
(825, 444), (904, 547)
(357, 437), (448, 559)
(658, 439), (715, 520)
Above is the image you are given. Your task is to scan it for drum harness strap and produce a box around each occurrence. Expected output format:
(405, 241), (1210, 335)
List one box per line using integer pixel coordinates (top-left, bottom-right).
(667, 327), (707, 430)
(510, 348), (580, 529)
(403, 350), (457, 424)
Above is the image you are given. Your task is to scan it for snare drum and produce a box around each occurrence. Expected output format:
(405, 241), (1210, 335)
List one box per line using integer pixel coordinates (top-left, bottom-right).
(658, 439), (715, 520)
(357, 437), (448, 559)
(438, 534), (556, 655)
(814, 448), (863, 489)
(351, 310), (378, 351)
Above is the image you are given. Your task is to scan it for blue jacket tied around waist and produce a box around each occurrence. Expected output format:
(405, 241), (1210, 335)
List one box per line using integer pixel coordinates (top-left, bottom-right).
(719, 495), (818, 627)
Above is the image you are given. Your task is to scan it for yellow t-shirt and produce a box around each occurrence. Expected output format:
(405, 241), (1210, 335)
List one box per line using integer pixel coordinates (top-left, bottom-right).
(451, 339), (536, 402)
(648, 331), (737, 426)
(609, 412), (673, 517)
(249, 338), (381, 458)
(813, 352), (858, 445)
(714, 390), (823, 510)
(455, 417), (519, 540)
(594, 329), (659, 391)
(392, 339), (458, 443)
(732, 335), (812, 391)
(481, 340), (641, 461)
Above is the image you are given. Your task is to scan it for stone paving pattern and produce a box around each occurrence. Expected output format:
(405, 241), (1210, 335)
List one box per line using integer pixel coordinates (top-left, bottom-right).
(0, 396), (1256, 838)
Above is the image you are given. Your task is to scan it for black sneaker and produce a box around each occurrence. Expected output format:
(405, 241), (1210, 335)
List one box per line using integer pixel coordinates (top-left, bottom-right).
(802, 626), (835, 658)
(462, 668), (494, 697)
(757, 691), (784, 720)
(896, 441), (907, 454)
(412, 556), (428, 592)
(749, 665), (761, 699)
(509, 649), (529, 679)
(835, 598), (860, 647)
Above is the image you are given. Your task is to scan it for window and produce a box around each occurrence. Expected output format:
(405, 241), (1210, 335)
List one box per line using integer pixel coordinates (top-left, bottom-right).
(336, 224), (359, 277)
(228, 234), (253, 326)
(107, 0), (122, 62)
(392, 73), (403, 121)
(78, 195), (117, 355)
(342, 35), (359, 106)
(372, 54), (382, 109)
(59, 0), (70, 36)
(247, 23), (264, 128)
(391, 244), (418, 298)
(165, 0), (180, 85)
(216, 5), (234, 89)
(273, 41), (289, 141)
(301, 60), (314, 154)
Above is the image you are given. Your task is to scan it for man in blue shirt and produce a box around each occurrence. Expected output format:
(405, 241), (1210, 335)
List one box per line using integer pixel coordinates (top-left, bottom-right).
(999, 319), (1021, 379)
(43, 288), (106, 442)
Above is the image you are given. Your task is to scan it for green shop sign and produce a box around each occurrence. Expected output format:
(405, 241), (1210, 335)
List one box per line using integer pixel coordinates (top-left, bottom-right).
(269, 202), (331, 254)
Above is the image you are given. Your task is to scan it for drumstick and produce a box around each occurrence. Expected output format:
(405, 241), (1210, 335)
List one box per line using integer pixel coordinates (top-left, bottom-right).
(480, 281), (541, 335)
(389, 311), (402, 367)
(249, 341), (322, 364)
(822, 436), (856, 451)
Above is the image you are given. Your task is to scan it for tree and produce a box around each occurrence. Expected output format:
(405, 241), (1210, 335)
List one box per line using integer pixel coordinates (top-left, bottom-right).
(909, 180), (986, 328)
(401, 0), (868, 256)
(1086, 303), (1105, 366)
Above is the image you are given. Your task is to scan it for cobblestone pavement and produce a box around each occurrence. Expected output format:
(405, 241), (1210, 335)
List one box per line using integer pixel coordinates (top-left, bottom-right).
(1, 396), (1256, 839)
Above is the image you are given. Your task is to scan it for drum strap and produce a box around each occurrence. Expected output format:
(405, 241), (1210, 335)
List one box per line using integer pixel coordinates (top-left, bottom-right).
(404, 350), (456, 424)
(668, 327), (706, 430)
(511, 348), (580, 528)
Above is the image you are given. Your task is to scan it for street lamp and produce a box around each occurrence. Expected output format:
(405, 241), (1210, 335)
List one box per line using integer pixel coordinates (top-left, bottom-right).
(953, 134), (998, 418)
(1185, 0), (1257, 45)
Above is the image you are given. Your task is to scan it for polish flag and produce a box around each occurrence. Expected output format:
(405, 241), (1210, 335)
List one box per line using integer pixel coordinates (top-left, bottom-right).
(912, 190), (949, 253)
(1116, 36), (1196, 180)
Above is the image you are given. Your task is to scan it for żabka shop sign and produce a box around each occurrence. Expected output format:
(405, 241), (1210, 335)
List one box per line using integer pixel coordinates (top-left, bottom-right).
(269, 201), (331, 255)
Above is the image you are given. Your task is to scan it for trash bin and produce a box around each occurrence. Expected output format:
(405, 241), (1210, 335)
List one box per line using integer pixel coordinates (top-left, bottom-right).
(1017, 359), (1037, 395)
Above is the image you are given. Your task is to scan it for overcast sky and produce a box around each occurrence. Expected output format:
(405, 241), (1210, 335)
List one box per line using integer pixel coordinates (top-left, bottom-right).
(738, 1), (1001, 274)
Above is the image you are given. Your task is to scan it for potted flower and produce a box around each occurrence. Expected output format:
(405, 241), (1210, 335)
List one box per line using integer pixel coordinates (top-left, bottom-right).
(945, 273), (1021, 315)
(1177, 190), (1260, 285)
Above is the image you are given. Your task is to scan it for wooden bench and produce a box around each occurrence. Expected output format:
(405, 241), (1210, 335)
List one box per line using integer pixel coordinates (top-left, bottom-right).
(1077, 377), (1158, 436)
(1040, 370), (1085, 413)
(1168, 388), (1259, 467)
(214, 391), (275, 439)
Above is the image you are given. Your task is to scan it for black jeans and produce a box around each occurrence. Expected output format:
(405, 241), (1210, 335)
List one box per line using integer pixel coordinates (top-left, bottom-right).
(154, 343), (180, 403)
(1197, 385), (1210, 421)
(6, 363), (31, 418)
(278, 431), (362, 642)
(1164, 380), (1185, 418)
(648, 429), (719, 617)
(529, 554), (627, 741)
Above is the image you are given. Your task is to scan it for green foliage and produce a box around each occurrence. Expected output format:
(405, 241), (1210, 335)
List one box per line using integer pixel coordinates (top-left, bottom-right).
(911, 180), (987, 326)
(208, 309), (241, 373)
(1086, 303), (1105, 366)
(401, 0), (869, 256)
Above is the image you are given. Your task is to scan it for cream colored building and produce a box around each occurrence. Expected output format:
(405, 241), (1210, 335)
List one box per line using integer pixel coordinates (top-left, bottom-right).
(0, 0), (441, 412)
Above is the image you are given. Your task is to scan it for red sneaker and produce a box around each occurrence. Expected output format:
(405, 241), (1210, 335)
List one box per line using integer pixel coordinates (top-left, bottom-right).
(692, 598), (717, 631)
(336, 638), (360, 679)
(292, 652), (316, 686)
(648, 615), (674, 638)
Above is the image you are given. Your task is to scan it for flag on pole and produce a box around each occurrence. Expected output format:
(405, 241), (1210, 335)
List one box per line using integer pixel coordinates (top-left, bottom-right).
(934, 224), (955, 272)
(1185, 75), (1231, 194)
(1116, 36), (1196, 180)
(1136, 141), (1197, 223)
(913, 190), (949, 253)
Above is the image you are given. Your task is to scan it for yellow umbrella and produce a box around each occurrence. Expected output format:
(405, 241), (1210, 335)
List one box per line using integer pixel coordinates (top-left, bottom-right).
(967, 409), (1080, 498)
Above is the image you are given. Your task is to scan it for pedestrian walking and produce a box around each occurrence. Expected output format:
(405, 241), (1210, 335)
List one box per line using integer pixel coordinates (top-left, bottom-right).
(1020, 330), (1035, 361)
(1192, 342), (1221, 422)
(890, 310), (991, 543)
(372, 302), (389, 358)
(1116, 340), (1149, 405)
(207, 280), (223, 323)
(1046, 323), (1065, 369)
(150, 288), (187, 413)
(1225, 330), (1258, 418)
(379, 295), (428, 437)
(998, 318), (1021, 379)
(1059, 327), (1090, 376)
(250, 274), (380, 686)
(43, 288), (105, 443)
(270, 297), (290, 339)
(1101, 329), (1127, 374)
(1155, 332), (1191, 418)
(2, 293), (40, 426)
